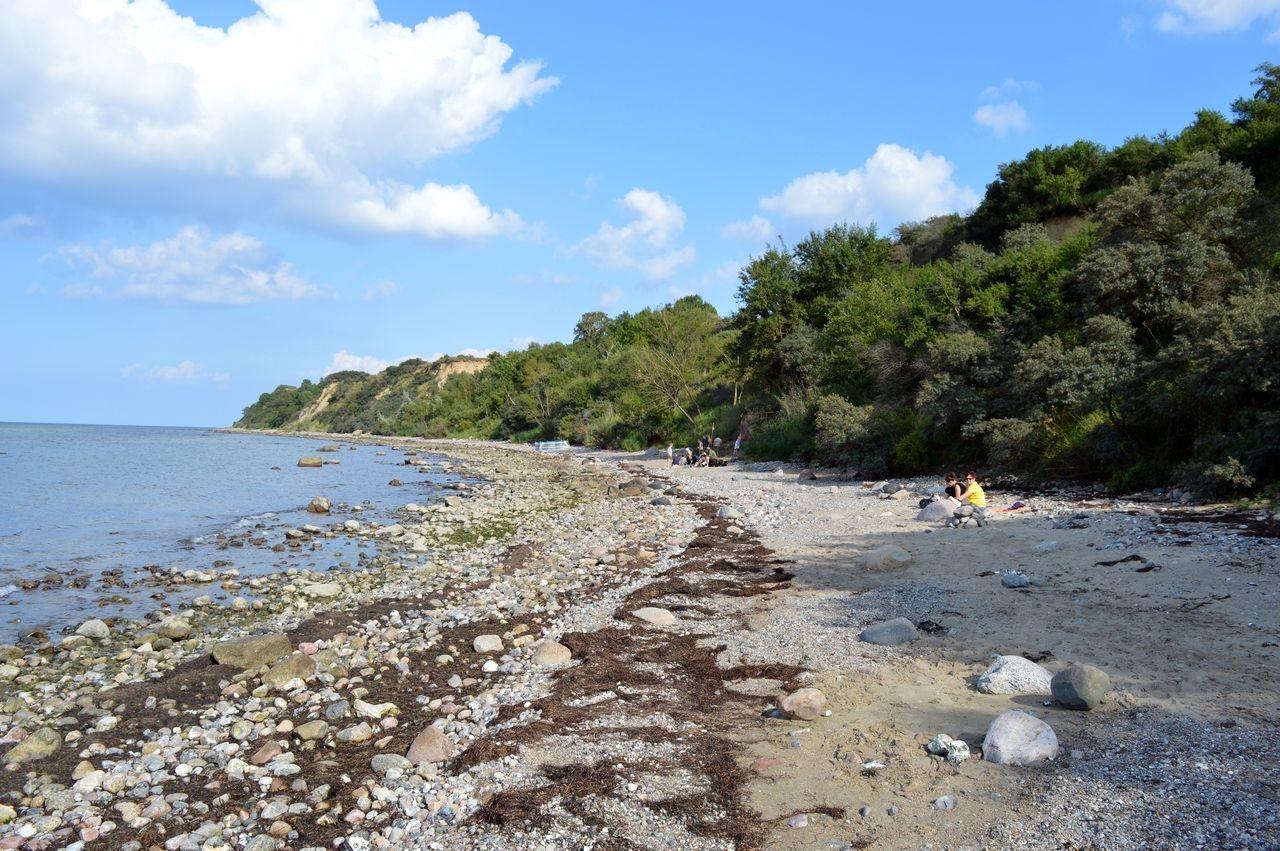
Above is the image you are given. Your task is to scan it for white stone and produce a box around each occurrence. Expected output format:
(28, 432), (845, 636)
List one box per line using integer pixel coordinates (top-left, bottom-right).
(976, 655), (1053, 695)
(982, 710), (1059, 766)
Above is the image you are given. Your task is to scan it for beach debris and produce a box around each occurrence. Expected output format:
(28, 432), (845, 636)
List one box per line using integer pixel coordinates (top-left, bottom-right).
(780, 687), (827, 721)
(982, 710), (1059, 766)
(859, 545), (914, 572)
(976, 655), (1053, 695)
(1051, 664), (1111, 710)
(858, 617), (920, 646)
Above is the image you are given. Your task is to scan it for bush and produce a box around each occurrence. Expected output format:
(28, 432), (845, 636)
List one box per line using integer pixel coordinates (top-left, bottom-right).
(746, 413), (812, 461)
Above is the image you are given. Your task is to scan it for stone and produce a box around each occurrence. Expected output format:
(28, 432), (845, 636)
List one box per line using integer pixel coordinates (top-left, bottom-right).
(1051, 664), (1111, 710)
(976, 655), (1053, 695)
(631, 607), (677, 627)
(337, 722), (374, 744)
(927, 734), (971, 765)
(407, 727), (455, 764)
(301, 582), (342, 598)
(716, 506), (741, 519)
(251, 742), (283, 765)
(532, 640), (572, 666)
(211, 633), (292, 668)
(932, 795), (957, 810)
(4, 728), (61, 764)
(1000, 570), (1032, 588)
(472, 634), (504, 654)
(297, 457), (323, 468)
(371, 753), (412, 775)
(157, 617), (191, 641)
(307, 496), (331, 514)
(76, 619), (110, 641)
(859, 545), (914, 572)
(264, 653), (316, 689)
(1034, 540), (1060, 553)
(619, 479), (649, 497)
(296, 721), (329, 741)
(982, 710), (1059, 766)
(888, 488), (910, 500)
(779, 687), (826, 721)
(858, 617), (919, 646)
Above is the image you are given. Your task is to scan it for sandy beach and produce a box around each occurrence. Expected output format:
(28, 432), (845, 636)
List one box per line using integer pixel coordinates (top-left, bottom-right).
(0, 437), (1276, 850)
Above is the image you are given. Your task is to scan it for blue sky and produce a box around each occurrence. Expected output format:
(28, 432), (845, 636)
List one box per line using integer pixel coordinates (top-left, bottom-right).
(2, 0), (1278, 426)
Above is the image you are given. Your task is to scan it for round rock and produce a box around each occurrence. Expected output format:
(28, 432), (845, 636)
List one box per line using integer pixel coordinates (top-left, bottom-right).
(976, 655), (1053, 695)
(859, 545), (913, 572)
(981, 710), (1059, 766)
(779, 687), (827, 721)
(1051, 664), (1111, 710)
(858, 617), (919, 646)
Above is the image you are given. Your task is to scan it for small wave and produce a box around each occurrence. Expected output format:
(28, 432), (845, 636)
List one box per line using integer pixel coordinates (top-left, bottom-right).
(0, 584), (18, 598)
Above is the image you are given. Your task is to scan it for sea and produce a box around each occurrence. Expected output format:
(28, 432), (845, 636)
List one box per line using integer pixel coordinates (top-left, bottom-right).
(0, 423), (455, 644)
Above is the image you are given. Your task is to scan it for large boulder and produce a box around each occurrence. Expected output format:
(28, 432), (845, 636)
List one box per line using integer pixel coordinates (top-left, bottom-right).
(407, 727), (455, 765)
(532, 640), (572, 666)
(982, 710), (1059, 766)
(76, 619), (111, 642)
(779, 688), (827, 721)
(472, 635), (504, 654)
(916, 499), (958, 522)
(297, 457), (324, 468)
(631, 607), (677, 627)
(307, 496), (331, 514)
(263, 653), (317, 689)
(976, 655), (1053, 695)
(619, 479), (649, 497)
(157, 617), (191, 641)
(4, 728), (61, 765)
(1051, 664), (1111, 710)
(858, 617), (920, 646)
(211, 633), (292, 669)
(859, 546), (914, 572)
(301, 582), (342, 598)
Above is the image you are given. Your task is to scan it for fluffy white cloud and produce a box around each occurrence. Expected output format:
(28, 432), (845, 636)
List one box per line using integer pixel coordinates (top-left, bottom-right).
(720, 216), (775, 242)
(60, 226), (318, 304)
(760, 144), (979, 227)
(599, 286), (623, 307)
(0, 1), (554, 238)
(0, 213), (42, 237)
(1155, 0), (1280, 37)
(973, 101), (1030, 137)
(361, 280), (401, 301)
(576, 189), (696, 280)
(122, 361), (228, 382)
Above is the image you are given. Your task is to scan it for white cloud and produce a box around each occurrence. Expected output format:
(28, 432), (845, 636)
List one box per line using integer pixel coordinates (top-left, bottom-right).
(0, 213), (42, 237)
(0, 2), (555, 238)
(361, 280), (401, 301)
(720, 215), (775, 242)
(760, 144), (979, 227)
(122, 360), (227, 382)
(508, 336), (541, 351)
(1155, 0), (1280, 37)
(324, 350), (392, 375)
(600, 286), (623, 307)
(576, 189), (696, 281)
(60, 226), (318, 304)
(973, 101), (1030, 137)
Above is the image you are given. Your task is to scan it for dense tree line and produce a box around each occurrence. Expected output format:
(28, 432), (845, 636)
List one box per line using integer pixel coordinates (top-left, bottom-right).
(239, 66), (1280, 497)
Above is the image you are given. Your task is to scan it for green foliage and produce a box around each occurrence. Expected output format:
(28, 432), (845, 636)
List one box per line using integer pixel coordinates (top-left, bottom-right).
(238, 68), (1280, 496)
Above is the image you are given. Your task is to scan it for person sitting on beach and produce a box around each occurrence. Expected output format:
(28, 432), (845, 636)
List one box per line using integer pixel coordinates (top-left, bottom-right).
(944, 472), (965, 500)
(948, 471), (987, 527)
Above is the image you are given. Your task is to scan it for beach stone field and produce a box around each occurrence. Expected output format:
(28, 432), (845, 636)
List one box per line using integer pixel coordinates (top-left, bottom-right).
(0, 439), (1277, 850)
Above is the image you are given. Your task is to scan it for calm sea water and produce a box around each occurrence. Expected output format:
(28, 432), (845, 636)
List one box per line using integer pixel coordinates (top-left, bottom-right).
(0, 423), (453, 642)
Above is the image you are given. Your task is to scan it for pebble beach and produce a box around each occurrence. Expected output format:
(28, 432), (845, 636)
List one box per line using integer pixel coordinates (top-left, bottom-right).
(0, 436), (1276, 850)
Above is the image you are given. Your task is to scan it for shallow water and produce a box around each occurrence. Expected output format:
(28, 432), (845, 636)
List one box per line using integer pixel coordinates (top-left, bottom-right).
(0, 423), (454, 642)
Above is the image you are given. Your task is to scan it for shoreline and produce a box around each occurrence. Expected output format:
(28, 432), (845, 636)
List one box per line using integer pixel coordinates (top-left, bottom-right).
(0, 438), (1275, 849)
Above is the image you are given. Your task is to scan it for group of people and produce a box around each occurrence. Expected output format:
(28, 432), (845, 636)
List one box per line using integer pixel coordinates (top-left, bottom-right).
(936, 470), (987, 527)
(667, 432), (743, 468)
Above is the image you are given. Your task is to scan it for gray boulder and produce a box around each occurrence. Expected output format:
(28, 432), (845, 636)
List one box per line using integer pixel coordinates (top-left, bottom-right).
(858, 617), (919, 646)
(4, 728), (61, 764)
(1000, 570), (1032, 588)
(1051, 664), (1111, 710)
(76, 619), (110, 641)
(976, 655), (1053, 695)
(211, 633), (292, 668)
(263, 652), (317, 689)
(982, 710), (1058, 766)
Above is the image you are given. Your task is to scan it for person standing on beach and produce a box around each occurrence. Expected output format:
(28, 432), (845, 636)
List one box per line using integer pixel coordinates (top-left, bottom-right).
(733, 433), (742, 456)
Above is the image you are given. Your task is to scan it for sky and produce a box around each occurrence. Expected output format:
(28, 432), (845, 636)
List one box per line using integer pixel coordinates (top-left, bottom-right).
(2, 0), (1278, 427)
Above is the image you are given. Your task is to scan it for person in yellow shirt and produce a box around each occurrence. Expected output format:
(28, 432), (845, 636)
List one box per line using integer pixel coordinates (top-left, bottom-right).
(948, 471), (987, 527)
